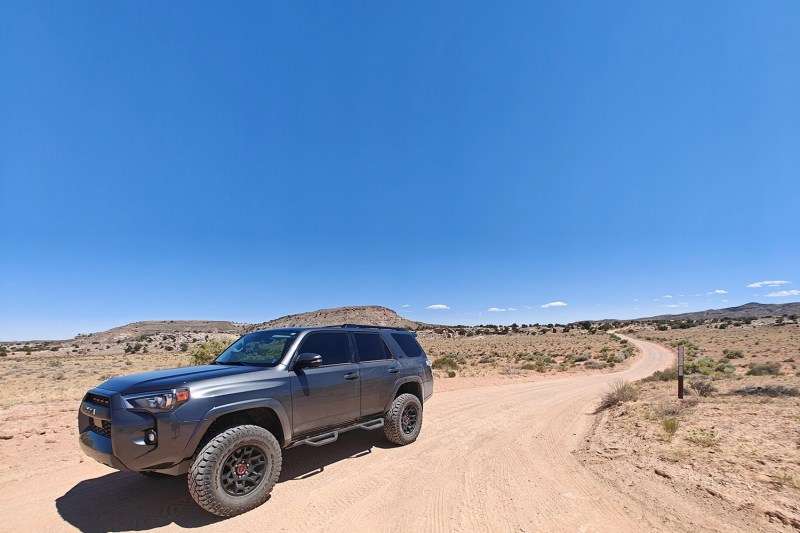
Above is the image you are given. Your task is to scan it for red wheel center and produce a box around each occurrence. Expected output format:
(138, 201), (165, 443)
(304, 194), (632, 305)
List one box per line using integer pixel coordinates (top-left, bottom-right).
(236, 463), (248, 476)
(403, 414), (410, 425)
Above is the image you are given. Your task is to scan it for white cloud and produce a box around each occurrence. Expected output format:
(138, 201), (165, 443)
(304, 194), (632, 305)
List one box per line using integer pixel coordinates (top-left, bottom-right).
(487, 307), (506, 312)
(523, 305), (532, 309)
(707, 289), (728, 295)
(747, 280), (791, 288)
(426, 304), (450, 310)
(662, 302), (690, 309)
(766, 290), (800, 298)
(662, 295), (673, 299)
(401, 304), (411, 308)
(541, 301), (568, 308)
(507, 307), (518, 311)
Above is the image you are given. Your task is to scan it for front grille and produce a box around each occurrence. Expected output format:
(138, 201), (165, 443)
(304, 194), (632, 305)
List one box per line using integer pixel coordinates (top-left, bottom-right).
(84, 393), (110, 407)
(88, 419), (112, 438)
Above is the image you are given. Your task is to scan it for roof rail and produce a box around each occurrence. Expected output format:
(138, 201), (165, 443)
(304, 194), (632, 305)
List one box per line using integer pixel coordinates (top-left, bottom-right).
(325, 324), (407, 331)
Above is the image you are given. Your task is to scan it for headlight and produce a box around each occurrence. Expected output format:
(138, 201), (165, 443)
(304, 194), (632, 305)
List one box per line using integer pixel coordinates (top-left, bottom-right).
(123, 389), (190, 412)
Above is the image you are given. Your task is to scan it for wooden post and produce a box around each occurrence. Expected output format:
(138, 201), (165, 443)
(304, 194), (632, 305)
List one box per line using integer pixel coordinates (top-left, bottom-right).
(677, 345), (685, 399)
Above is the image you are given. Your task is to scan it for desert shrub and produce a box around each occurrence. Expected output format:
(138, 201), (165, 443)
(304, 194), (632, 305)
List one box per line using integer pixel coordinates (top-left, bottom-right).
(447, 370), (456, 378)
(585, 361), (607, 370)
(684, 358), (735, 375)
(689, 379), (716, 397)
(652, 402), (682, 418)
(526, 355), (553, 372)
(671, 339), (699, 356)
(574, 354), (591, 362)
(596, 381), (638, 412)
(722, 348), (744, 359)
(746, 362), (781, 376)
(662, 417), (679, 442)
(730, 385), (799, 397)
(687, 428), (721, 448)
(179, 343), (189, 352)
(644, 366), (679, 382)
(124, 343), (144, 354)
(164, 346), (174, 352)
(189, 339), (231, 366)
(613, 354), (626, 363)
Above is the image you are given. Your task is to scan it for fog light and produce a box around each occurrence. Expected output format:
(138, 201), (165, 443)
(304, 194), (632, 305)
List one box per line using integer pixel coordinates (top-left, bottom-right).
(144, 429), (158, 445)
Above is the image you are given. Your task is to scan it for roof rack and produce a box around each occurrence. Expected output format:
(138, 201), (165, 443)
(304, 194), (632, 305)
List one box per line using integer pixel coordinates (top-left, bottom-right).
(324, 324), (407, 331)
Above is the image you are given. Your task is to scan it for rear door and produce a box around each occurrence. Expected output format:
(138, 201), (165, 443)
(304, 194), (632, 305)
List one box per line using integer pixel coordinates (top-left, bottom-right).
(289, 331), (360, 436)
(353, 332), (398, 416)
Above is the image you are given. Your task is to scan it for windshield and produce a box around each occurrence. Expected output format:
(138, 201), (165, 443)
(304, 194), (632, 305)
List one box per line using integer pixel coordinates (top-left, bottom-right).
(214, 330), (298, 366)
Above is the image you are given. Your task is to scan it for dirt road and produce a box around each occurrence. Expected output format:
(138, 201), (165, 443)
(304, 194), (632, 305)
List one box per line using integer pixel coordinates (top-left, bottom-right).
(1, 336), (678, 532)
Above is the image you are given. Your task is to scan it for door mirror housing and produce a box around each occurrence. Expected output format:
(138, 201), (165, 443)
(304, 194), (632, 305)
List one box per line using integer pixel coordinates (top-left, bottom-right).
(294, 353), (322, 370)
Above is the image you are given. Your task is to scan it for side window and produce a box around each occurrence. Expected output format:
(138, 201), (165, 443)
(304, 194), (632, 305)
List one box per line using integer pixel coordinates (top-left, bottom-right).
(298, 333), (351, 366)
(354, 333), (393, 362)
(391, 334), (424, 358)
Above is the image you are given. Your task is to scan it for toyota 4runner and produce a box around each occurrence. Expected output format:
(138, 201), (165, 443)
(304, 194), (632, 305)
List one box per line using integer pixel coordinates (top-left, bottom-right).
(78, 325), (433, 516)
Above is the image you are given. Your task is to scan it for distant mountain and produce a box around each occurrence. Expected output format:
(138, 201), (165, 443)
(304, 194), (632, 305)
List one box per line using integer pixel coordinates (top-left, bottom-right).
(246, 305), (431, 331)
(5, 306), (429, 344)
(633, 302), (800, 321)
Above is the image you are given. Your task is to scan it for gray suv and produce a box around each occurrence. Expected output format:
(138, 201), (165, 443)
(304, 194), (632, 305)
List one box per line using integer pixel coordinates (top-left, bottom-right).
(78, 325), (433, 516)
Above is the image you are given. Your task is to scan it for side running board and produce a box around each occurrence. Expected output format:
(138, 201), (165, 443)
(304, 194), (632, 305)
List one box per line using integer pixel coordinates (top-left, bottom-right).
(290, 418), (384, 448)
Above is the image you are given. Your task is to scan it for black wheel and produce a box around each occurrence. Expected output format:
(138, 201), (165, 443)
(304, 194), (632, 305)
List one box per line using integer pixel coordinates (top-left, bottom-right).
(188, 425), (282, 517)
(384, 393), (423, 445)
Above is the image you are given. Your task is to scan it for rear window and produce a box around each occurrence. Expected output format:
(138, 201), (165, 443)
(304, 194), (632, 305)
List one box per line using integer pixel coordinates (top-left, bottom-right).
(391, 334), (424, 358)
(354, 333), (394, 362)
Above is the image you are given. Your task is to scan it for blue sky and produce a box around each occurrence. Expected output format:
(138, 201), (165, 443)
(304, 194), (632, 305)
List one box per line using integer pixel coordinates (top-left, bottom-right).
(1, 2), (798, 340)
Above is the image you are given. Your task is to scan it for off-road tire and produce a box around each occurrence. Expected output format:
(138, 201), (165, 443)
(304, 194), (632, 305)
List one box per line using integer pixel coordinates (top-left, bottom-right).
(188, 424), (282, 517)
(384, 393), (423, 445)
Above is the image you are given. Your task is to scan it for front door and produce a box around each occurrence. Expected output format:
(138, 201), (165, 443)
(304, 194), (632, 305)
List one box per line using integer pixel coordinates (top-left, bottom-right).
(289, 332), (360, 436)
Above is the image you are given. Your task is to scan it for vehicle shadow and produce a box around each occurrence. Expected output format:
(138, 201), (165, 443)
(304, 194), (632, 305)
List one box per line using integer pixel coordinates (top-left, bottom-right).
(280, 427), (392, 481)
(57, 429), (393, 532)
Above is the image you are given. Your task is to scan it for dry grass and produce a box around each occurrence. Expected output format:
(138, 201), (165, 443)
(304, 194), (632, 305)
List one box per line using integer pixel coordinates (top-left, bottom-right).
(582, 375), (800, 527)
(0, 352), (192, 408)
(418, 329), (634, 379)
(633, 321), (800, 376)
(595, 380), (639, 412)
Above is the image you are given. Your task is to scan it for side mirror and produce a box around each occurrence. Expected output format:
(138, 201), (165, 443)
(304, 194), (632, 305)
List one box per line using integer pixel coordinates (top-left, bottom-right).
(294, 353), (322, 370)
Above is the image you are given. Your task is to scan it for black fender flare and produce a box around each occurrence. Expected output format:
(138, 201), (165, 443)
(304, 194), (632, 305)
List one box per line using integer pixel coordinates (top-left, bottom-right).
(182, 398), (291, 456)
(383, 377), (423, 412)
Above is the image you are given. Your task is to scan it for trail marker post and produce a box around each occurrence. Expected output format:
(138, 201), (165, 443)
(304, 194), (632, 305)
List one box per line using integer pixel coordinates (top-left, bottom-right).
(677, 345), (685, 399)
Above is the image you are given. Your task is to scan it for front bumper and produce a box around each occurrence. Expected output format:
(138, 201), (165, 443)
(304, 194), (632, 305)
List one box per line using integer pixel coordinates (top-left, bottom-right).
(78, 388), (199, 474)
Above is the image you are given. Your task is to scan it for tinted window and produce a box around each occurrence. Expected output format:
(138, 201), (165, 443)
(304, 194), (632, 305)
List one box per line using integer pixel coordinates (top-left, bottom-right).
(299, 333), (351, 365)
(354, 333), (393, 362)
(391, 334), (424, 357)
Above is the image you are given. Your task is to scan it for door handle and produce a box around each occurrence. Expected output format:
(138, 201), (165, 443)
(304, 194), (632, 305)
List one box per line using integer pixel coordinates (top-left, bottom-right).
(344, 372), (359, 380)
(388, 368), (400, 373)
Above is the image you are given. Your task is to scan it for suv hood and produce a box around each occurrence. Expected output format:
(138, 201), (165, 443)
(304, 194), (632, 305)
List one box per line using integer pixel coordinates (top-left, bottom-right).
(97, 365), (267, 395)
